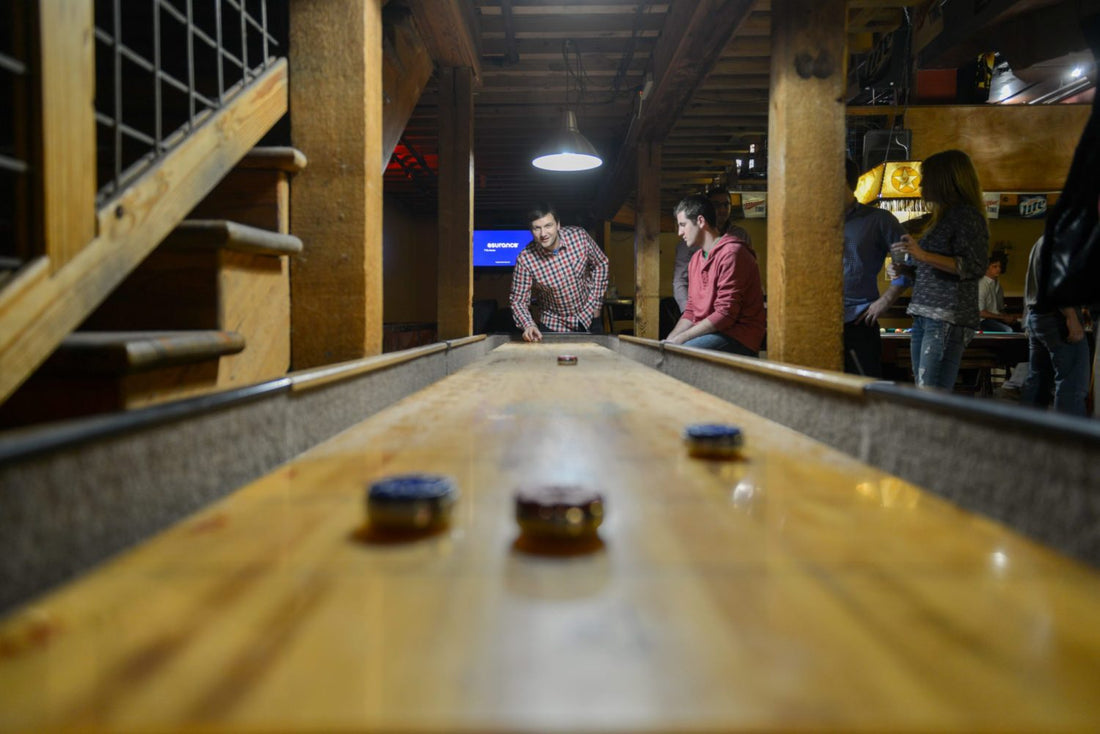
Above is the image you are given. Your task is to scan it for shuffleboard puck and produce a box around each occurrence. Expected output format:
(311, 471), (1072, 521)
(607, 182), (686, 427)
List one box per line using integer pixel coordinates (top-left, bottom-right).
(683, 423), (744, 459)
(367, 474), (458, 531)
(515, 485), (604, 540)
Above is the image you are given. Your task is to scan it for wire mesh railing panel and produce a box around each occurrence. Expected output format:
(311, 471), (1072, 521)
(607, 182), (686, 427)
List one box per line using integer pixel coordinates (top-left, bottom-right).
(93, 0), (280, 205)
(0, 3), (32, 275)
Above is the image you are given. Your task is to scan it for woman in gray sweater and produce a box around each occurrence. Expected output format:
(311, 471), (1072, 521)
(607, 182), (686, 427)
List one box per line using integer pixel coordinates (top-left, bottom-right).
(892, 150), (989, 390)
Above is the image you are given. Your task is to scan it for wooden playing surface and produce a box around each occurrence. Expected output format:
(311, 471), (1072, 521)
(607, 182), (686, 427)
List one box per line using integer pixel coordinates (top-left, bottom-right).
(3, 342), (1100, 732)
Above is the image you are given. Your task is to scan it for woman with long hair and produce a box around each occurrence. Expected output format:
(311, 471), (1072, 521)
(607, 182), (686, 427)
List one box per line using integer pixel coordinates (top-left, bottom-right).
(892, 149), (989, 389)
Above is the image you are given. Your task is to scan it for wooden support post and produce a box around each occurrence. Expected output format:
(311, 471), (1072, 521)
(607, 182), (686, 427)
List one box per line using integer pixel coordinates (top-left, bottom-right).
(634, 142), (661, 339)
(437, 67), (475, 340)
(766, 0), (846, 370)
(289, 0), (383, 368)
(38, 0), (96, 272)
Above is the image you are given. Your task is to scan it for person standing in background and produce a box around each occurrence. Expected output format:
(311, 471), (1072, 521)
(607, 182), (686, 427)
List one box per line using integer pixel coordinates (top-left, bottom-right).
(1020, 236), (1090, 416)
(891, 149), (989, 390)
(842, 157), (909, 377)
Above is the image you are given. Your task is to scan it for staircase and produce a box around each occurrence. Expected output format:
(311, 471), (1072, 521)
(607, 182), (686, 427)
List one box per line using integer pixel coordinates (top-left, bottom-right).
(0, 147), (306, 429)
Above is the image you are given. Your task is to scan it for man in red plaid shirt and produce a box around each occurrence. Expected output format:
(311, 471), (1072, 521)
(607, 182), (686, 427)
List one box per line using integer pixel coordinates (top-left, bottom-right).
(510, 203), (610, 342)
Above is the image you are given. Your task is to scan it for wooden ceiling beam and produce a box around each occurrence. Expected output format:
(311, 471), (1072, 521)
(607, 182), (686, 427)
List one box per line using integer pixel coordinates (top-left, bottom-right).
(382, 6), (435, 174)
(479, 55), (648, 73)
(408, 0), (482, 80)
(721, 37), (771, 56)
(710, 58), (772, 75)
(479, 12), (665, 35)
(481, 37), (656, 56)
(473, 74), (646, 89)
(593, 0), (757, 220)
(478, 3), (673, 15)
(473, 103), (635, 118)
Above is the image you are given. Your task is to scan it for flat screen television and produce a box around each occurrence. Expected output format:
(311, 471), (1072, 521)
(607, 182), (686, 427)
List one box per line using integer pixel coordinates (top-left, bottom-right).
(473, 229), (531, 268)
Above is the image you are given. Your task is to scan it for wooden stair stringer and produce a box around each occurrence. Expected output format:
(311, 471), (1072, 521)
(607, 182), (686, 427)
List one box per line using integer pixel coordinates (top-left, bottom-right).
(0, 59), (289, 406)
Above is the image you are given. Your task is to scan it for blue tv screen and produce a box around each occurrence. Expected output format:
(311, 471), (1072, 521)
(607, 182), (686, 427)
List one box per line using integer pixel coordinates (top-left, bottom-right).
(473, 229), (531, 267)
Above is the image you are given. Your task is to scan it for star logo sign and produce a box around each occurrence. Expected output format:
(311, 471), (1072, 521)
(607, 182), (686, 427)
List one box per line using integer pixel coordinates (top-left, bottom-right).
(890, 165), (921, 195)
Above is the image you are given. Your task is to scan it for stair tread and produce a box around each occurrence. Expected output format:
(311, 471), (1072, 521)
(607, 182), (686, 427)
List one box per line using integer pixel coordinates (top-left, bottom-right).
(44, 330), (245, 375)
(164, 220), (303, 256)
(237, 146), (307, 173)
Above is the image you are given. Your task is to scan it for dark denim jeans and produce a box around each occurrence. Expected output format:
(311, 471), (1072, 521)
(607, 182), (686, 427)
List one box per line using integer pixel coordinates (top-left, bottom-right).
(909, 315), (973, 390)
(682, 332), (757, 357)
(1020, 310), (1089, 416)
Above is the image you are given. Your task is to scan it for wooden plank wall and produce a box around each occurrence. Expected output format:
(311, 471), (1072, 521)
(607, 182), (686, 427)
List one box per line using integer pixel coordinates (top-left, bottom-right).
(907, 104), (1091, 191)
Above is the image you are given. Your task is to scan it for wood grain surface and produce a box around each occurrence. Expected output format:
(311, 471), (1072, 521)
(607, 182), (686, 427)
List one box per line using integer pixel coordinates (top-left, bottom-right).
(2, 342), (1099, 732)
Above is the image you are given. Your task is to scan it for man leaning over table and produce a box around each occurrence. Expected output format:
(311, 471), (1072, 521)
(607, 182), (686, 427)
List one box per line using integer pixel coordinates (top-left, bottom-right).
(510, 202), (609, 342)
(664, 194), (765, 356)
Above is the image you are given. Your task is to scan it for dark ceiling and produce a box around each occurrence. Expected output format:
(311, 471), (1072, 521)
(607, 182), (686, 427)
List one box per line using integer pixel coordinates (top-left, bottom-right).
(384, 0), (1098, 229)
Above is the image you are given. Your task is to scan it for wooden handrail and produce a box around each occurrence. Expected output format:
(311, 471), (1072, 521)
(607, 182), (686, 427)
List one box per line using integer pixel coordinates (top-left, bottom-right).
(619, 334), (873, 397)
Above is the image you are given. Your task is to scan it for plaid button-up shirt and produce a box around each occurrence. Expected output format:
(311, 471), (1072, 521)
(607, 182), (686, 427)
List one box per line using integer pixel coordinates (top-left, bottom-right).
(510, 226), (609, 332)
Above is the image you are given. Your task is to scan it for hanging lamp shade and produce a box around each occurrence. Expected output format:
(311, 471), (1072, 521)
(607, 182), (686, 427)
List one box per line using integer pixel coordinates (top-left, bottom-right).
(531, 110), (603, 171)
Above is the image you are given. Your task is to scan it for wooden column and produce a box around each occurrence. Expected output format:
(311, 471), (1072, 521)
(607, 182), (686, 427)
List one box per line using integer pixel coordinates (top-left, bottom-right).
(289, 0), (382, 368)
(634, 142), (661, 339)
(766, 0), (846, 370)
(437, 66), (474, 339)
(38, 0), (96, 272)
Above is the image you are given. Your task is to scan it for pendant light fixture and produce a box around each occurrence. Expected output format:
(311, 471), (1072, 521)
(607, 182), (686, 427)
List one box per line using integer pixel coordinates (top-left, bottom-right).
(531, 40), (603, 172)
(532, 110), (603, 171)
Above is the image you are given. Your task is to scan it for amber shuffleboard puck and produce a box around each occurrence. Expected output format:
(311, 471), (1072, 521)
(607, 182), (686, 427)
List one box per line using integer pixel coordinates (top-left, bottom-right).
(515, 484), (604, 542)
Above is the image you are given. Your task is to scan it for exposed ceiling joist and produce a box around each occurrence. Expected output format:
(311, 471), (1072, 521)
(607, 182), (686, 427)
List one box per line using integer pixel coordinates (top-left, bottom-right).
(593, 0), (757, 220)
(408, 0), (483, 79)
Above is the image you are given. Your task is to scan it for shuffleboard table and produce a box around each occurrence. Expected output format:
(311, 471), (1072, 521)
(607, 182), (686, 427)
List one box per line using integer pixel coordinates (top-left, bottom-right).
(2, 341), (1099, 732)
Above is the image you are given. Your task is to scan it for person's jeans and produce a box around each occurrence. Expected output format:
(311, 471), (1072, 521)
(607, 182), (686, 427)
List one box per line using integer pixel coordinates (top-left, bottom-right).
(909, 315), (973, 390)
(1020, 310), (1089, 416)
(682, 331), (757, 357)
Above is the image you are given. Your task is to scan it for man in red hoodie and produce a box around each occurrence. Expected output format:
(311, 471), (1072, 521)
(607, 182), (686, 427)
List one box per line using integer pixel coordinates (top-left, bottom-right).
(664, 194), (765, 356)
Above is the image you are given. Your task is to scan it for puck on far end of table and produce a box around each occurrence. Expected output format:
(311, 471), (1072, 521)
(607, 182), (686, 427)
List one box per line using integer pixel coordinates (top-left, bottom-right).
(557, 354), (579, 365)
(366, 474), (458, 531)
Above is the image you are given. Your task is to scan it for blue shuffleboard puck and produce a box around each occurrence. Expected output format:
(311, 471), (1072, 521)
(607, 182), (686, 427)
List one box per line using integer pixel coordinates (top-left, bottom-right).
(367, 474), (458, 531)
(683, 423), (744, 459)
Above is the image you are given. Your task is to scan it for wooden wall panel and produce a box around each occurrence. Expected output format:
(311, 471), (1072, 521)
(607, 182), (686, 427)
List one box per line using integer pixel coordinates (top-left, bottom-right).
(907, 105), (1091, 191)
